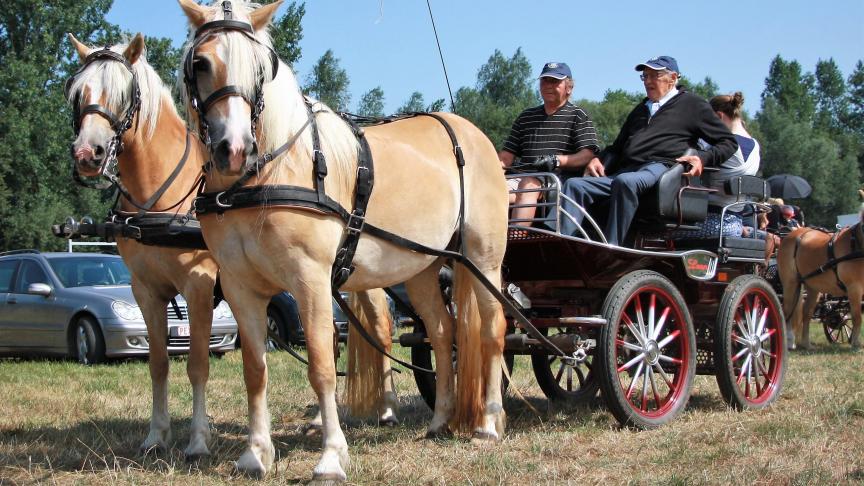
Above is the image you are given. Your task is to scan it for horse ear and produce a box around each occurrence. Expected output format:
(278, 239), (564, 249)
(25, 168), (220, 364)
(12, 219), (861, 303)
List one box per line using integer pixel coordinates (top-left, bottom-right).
(249, 0), (283, 31)
(67, 33), (91, 63)
(124, 33), (145, 65)
(177, 0), (208, 28)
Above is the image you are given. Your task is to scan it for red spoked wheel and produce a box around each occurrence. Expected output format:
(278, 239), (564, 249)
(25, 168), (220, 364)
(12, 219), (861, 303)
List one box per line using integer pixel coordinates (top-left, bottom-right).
(715, 275), (786, 410)
(599, 271), (696, 429)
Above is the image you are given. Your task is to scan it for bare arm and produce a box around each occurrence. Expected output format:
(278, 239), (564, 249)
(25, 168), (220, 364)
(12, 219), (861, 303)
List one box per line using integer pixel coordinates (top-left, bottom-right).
(498, 150), (515, 168)
(557, 148), (596, 170)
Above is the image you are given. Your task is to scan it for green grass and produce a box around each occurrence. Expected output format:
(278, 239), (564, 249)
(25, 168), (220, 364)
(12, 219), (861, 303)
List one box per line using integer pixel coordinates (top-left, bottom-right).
(1, 323), (863, 485)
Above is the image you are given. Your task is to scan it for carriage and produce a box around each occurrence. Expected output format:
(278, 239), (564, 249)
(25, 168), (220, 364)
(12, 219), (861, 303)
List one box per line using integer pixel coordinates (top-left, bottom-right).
(401, 167), (786, 428)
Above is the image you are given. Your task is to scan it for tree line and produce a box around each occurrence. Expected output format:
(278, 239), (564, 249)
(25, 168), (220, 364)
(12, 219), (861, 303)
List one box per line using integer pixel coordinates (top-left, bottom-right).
(1, 1), (861, 252)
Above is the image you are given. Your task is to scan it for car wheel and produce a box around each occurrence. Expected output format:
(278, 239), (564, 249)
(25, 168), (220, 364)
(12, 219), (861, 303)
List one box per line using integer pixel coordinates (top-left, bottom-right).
(266, 306), (289, 352)
(73, 316), (106, 365)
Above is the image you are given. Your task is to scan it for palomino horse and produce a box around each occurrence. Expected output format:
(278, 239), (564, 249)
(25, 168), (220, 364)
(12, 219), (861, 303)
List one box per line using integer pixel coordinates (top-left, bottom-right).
(66, 34), (218, 457)
(177, 0), (509, 481)
(778, 191), (864, 349)
(65, 33), (399, 454)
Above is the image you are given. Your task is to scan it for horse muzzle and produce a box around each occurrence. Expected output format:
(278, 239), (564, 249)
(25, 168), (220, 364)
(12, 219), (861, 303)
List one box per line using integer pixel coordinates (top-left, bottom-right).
(70, 142), (106, 175)
(211, 136), (258, 175)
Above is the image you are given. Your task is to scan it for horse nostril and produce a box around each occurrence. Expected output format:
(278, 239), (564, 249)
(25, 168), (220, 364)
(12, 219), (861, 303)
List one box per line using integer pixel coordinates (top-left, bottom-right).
(93, 145), (106, 160)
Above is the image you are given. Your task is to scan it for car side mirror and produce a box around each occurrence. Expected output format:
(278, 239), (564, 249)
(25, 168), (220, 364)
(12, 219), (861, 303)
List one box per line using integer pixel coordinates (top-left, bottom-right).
(27, 283), (53, 297)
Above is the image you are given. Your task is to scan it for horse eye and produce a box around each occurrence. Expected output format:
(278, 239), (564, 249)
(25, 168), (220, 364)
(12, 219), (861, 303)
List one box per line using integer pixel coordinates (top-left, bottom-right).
(193, 58), (211, 74)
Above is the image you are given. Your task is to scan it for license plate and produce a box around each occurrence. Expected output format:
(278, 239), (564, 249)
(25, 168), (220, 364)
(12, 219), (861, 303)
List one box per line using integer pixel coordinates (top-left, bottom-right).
(176, 325), (190, 337)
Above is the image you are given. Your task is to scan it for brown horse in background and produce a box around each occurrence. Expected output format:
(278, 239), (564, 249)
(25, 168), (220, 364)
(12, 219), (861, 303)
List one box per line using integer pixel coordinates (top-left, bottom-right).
(778, 191), (864, 349)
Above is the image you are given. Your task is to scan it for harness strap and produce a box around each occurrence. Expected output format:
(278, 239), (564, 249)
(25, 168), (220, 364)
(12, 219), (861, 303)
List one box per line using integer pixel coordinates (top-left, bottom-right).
(306, 101), (328, 204)
(331, 290), (434, 374)
(827, 230), (848, 293)
(331, 117), (373, 288)
(129, 131), (195, 216)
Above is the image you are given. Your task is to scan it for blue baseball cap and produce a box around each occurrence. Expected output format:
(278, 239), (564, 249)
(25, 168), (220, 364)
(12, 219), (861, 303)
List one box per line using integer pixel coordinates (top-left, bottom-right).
(635, 56), (680, 74)
(539, 62), (571, 79)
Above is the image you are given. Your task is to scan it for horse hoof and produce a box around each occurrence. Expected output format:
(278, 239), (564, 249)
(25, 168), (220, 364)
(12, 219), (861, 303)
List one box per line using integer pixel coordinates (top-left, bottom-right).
(235, 450), (268, 479)
(309, 473), (346, 485)
(424, 426), (452, 440)
(184, 452), (211, 465)
(303, 423), (323, 436)
(378, 416), (400, 428)
(139, 442), (168, 457)
(470, 430), (500, 444)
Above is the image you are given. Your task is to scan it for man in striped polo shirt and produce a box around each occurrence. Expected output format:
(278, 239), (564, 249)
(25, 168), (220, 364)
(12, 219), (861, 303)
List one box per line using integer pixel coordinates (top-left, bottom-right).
(499, 62), (599, 226)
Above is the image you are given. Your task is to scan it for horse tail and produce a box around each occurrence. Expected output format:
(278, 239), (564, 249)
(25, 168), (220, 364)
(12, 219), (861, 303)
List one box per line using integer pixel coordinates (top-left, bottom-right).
(452, 263), (486, 432)
(344, 290), (390, 418)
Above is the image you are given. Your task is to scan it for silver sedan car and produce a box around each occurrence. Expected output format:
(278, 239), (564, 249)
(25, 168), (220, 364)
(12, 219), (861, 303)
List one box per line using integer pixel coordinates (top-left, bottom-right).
(0, 250), (237, 364)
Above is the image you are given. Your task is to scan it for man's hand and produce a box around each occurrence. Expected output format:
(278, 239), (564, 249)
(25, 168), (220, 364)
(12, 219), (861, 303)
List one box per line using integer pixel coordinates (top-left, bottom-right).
(584, 157), (605, 177)
(676, 154), (703, 177)
(516, 154), (558, 172)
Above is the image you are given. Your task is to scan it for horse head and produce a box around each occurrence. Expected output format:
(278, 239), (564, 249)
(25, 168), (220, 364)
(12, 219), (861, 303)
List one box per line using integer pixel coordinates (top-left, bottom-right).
(66, 33), (148, 178)
(178, 0), (283, 176)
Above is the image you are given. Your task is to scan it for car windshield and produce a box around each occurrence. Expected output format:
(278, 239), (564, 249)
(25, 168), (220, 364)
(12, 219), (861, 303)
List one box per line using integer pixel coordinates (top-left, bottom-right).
(46, 256), (132, 287)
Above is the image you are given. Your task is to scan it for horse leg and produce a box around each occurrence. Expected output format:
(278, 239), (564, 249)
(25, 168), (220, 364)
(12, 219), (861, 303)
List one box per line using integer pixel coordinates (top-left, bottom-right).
(294, 280), (350, 482)
(182, 279), (215, 459)
(466, 266), (507, 441)
(227, 287), (274, 478)
(448, 264), (507, 441)
(344, 289), (398, 425)
(134, 287), (172, 454)
(405, 263), (455, 437)
(799, 289), (820, 350)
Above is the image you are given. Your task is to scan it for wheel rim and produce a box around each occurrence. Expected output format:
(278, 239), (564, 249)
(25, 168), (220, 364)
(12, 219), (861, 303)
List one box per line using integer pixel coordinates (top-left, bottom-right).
(729, 287), (784, 405)
(76, 326), (90, 364)
(613, 286), (691, 418)
(825, 313), (853, 343)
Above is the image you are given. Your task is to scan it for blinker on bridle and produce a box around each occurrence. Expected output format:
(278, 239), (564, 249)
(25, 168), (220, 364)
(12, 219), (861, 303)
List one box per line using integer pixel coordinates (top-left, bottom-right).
(183, 0), (279, 154)
(65, 47), (142, 189)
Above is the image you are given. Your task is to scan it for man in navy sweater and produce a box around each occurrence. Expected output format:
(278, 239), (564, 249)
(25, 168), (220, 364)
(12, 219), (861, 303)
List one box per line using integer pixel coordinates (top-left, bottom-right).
(559, 56), (737, 245)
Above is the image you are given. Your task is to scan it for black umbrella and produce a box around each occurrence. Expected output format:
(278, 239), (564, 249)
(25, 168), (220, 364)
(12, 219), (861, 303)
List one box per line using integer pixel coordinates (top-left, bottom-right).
(766, 174), (812, 199)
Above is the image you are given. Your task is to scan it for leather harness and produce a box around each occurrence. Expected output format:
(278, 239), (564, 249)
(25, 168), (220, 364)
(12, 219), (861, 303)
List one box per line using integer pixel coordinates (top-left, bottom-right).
(794, 222), (864, 292)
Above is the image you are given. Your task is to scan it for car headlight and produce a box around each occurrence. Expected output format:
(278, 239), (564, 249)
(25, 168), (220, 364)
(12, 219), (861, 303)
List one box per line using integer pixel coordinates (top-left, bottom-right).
(214, 300), (234, 319)
(112, 300), (143, 321)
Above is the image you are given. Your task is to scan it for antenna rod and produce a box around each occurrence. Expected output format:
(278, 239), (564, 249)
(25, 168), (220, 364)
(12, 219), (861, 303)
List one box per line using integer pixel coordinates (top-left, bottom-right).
(425, 0), (456, 112)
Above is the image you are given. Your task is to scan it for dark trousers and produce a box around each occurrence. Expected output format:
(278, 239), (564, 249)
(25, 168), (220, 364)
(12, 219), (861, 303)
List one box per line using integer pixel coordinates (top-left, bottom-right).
(559, 162), (667, 245)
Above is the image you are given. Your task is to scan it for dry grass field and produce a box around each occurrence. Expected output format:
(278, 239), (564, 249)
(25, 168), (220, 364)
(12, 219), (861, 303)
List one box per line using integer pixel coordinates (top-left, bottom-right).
(1, 324), (863, 485)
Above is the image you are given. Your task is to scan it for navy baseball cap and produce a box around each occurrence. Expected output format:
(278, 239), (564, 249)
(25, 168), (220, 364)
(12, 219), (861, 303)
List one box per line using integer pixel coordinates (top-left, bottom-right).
(635, 56), (679, 73)
(539, 62), (571, 79)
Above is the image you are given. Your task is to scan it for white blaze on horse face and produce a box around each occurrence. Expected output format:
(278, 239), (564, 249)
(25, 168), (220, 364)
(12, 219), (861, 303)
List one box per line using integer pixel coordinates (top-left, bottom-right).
(72, 79), (114, 171)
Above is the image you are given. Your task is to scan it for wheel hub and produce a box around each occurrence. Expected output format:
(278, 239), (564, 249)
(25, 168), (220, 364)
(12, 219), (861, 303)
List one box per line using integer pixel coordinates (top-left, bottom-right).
(645, 340), (660, 365)
(747, 336), (762, 357)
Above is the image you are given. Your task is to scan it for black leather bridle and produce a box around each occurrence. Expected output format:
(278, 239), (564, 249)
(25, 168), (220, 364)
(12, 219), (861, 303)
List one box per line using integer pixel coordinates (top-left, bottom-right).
(65, 47), (141, 190)
(182, 0), (279, 153)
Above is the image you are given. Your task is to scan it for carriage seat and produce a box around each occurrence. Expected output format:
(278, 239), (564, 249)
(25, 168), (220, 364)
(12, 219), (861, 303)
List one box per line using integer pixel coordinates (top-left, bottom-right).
(701, 173), (769, 205)
(672, 235), (766, 259)
(633, 162), (711, 230)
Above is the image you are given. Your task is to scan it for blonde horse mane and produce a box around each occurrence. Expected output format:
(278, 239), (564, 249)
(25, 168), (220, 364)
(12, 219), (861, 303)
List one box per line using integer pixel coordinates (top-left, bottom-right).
(66, 40), (174, 140)
(180, 0), (357, 199)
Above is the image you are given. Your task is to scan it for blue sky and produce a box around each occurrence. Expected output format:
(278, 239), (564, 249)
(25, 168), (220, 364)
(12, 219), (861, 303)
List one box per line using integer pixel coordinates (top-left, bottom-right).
(107, 0), (863, 118)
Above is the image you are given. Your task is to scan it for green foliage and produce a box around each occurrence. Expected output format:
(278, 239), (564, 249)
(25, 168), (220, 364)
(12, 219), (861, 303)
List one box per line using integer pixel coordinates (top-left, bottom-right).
(575, 89), (643, 147)
(762, 55), (816, 121)
(357, 86), (385, 117)
(267, 1), (305, 67)
(679, 76), (719, 100)
(0, 0), (120, 252)
(454, 48), (537, 150)
(304, 49), (350, 111)
(394, 92), (445, 114)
